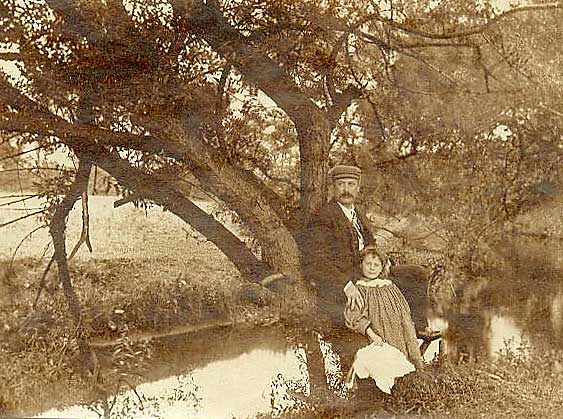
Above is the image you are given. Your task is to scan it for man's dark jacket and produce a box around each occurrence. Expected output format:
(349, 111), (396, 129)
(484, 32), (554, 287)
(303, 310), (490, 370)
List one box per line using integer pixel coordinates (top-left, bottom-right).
(302, 200), (376, 320)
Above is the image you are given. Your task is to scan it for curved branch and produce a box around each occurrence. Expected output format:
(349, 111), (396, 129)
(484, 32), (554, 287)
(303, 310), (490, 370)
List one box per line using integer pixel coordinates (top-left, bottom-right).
(90, 147), (274, 283)
(9, 225), (47, 269)
(175, 0), (320, 127)
(369, 3), (563, 40)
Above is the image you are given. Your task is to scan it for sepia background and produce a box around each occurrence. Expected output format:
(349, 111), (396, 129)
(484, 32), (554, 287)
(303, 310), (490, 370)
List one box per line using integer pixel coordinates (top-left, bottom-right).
(1, 0), (563, 417)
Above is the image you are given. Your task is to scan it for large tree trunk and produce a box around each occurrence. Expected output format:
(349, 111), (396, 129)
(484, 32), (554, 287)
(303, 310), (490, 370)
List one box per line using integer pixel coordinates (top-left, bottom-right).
(296, 114), (331, 225)
(176, 0), (332, 222)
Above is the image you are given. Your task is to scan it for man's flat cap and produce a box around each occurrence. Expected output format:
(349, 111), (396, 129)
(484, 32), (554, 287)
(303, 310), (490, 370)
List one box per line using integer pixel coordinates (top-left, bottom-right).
(329, 164), (362, 180)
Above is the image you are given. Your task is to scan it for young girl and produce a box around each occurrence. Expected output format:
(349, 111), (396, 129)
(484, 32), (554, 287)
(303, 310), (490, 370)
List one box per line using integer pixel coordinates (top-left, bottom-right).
(344, 245), (425, 379)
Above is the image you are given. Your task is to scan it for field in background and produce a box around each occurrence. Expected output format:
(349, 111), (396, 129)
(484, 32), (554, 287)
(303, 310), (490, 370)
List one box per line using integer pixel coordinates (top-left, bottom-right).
(0, 193), (281, 416)
(0, 193), (242, 265)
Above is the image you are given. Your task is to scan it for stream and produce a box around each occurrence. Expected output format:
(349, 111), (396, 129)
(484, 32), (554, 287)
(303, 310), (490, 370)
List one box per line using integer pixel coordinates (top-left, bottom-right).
(32, 297), (560, 419)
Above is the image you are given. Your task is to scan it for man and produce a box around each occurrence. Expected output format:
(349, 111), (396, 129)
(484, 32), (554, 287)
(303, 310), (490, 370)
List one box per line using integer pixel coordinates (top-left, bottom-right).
(303, 164), (376, 325)
(302, 164), (377, 381)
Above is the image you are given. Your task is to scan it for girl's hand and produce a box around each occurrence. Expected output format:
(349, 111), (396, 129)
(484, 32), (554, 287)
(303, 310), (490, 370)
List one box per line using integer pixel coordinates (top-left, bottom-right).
(366, 328), (383, 346)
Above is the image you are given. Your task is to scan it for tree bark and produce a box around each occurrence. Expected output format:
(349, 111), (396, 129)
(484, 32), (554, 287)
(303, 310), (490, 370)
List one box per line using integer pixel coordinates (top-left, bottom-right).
(295, 115), (331, 225)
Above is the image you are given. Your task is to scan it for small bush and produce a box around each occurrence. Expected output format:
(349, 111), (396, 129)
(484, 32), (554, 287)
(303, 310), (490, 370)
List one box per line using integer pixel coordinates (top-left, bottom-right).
(391, 363), (480, 415)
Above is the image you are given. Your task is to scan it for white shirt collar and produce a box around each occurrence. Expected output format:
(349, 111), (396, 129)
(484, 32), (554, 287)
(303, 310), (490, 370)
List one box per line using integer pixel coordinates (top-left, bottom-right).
(336, 202), (356, 223)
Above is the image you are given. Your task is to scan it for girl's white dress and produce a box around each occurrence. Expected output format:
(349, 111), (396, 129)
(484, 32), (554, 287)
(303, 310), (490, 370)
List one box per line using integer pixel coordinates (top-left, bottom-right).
(346, 341), (415, 393)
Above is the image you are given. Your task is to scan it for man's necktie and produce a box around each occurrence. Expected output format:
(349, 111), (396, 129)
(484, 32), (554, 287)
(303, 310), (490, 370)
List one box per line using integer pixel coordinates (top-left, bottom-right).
(351, 210), (365, 250)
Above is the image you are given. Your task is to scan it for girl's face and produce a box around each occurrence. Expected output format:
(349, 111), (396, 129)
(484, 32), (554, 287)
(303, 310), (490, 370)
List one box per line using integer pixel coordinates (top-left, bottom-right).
(362, 254), (383, 279)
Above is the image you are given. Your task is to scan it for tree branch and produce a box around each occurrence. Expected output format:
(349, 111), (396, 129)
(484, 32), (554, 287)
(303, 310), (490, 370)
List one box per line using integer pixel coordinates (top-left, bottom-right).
(49, 154), (97, 374)
(68, 191), (92, 259)
(172, 0), (330, 218)
(0, 194), (39, 208)
(0, 210), (45, 228)
(90, 147), (274, 283)
(45, 0), (159, 71)
(364, 3), (563, 40)
(326, 84), (362, 128)
(45, 0), (103, 43)
(0, 146), (49, 163)
(0, 167), (71, 175)
(539, 103), (563, 118)
(33, 254), (55, 309)
(9, 225), (47, 270)
(112, 192), (144, 208)
(0, 79), (170, 156)
(174, 0), (319, 126)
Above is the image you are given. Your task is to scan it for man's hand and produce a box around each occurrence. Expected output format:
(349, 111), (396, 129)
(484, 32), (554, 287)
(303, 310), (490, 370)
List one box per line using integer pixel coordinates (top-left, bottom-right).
(344, 282), (364, 311)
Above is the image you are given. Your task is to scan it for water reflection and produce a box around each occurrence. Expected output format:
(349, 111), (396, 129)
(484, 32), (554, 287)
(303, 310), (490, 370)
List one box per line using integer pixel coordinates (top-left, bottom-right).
(438, 236), (563, 360)
(31, 308), (539, 419)
(488, 315), (527, 358)
(31, 237), (563, 417)
(37, 344), (309, 419)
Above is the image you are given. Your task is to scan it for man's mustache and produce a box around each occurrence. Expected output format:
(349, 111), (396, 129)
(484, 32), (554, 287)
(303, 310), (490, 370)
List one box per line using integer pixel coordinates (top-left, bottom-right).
(339, 192), (354, 199)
